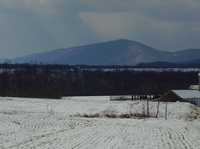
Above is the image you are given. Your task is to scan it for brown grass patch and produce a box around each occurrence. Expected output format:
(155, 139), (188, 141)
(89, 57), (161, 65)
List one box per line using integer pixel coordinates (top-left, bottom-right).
(104, 114), (117, 118)
(74, 112), (157, 119)
(119, 114), (131, 118)
(74, 113), (100, 118)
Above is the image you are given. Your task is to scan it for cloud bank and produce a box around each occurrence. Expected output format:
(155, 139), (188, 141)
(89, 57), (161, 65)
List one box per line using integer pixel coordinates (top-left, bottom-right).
(0, 0), (200, 58)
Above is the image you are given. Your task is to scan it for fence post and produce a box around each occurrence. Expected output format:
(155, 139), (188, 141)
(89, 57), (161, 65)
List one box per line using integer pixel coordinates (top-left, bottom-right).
(165, 102), (168, 120)
(147, 99), (149, 118)
(156, 101), (160, 118)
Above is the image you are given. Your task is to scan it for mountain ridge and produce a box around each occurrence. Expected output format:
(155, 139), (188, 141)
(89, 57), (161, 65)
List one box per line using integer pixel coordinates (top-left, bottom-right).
(9, 39), (200, 65)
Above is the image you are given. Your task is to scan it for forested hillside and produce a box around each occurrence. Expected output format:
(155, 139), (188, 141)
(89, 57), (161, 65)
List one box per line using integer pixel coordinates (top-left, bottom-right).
(0, 63), (199, 98)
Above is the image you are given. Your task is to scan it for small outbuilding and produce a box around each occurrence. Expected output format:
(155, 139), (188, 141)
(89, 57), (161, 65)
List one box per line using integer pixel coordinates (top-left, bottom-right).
(189, 85), (199, 90)
(189, 72), (200, 91)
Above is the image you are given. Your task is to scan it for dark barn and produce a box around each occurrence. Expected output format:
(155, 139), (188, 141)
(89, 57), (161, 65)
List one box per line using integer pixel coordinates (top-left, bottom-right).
(160, 73), (200, 106)
(160, 90), (200, 106)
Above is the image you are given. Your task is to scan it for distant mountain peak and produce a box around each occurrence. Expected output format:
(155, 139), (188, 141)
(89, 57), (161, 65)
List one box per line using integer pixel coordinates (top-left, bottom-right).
(10, 39), (200, 65)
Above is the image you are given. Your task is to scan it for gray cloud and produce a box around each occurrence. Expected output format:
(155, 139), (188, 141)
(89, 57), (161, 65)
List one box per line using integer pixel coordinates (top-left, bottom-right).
(0, 0), (200, 59)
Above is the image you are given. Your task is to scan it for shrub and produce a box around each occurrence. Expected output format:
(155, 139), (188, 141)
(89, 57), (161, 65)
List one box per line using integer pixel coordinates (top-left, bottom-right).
(74, 113), (100, 118)
(119, 114), (131, 118)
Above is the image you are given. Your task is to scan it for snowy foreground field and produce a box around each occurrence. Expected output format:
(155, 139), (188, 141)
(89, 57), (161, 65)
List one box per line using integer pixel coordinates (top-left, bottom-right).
(0, 96), (200, 149)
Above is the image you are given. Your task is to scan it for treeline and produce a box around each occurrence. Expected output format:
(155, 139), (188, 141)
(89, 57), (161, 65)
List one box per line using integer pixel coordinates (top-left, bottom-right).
(0, 63), (199, 99)
(1, 61), (200, 70)
(135, 61), (200, 68)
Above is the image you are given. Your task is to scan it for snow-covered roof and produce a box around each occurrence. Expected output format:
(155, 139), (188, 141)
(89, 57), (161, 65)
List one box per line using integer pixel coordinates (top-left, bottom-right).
(189, 85), (199, 90)
(172, 90), (200, 99)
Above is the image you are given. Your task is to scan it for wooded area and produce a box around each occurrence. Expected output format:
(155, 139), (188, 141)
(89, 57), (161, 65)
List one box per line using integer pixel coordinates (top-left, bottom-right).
(0, 63), (199, 99)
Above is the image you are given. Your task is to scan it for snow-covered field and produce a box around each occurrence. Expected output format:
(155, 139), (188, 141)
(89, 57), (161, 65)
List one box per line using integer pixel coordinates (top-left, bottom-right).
(0, 96), (200, 149)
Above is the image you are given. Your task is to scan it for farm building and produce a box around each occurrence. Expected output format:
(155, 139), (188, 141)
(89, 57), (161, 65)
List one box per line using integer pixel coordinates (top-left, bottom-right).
(160, 73), (200, 106)
(160, 90), (200, 106)
(189, 85), (199, 90)
(189, 72), (200, 90)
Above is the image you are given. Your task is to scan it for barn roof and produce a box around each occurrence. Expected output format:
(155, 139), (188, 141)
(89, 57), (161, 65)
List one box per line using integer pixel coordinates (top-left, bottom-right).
(172, 90), (200, 99)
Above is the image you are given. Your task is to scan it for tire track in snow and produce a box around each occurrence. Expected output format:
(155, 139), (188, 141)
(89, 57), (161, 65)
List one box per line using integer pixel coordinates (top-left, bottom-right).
(52, 119), (117, 149)
(0, 114), (199, 149)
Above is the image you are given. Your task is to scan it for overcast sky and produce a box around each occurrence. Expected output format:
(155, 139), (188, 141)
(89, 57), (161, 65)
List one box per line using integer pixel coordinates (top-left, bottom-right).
(0, 0), (200, 59)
